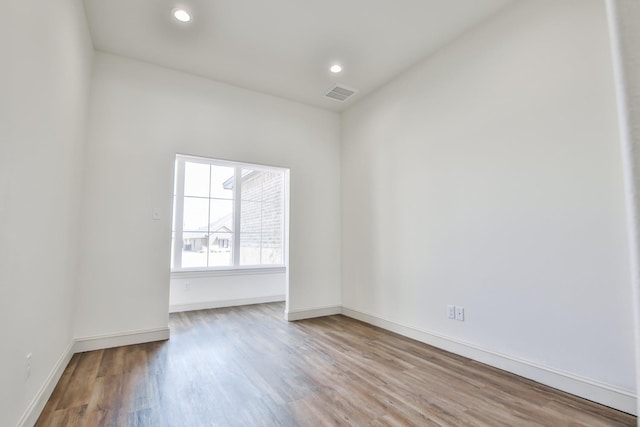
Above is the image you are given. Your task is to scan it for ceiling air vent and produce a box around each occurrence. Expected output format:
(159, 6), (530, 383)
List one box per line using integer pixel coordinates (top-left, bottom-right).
(325, 85), (357, 102)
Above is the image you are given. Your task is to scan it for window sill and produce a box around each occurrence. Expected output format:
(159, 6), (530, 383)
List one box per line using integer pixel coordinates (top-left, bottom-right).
(170, 266), (286, 279)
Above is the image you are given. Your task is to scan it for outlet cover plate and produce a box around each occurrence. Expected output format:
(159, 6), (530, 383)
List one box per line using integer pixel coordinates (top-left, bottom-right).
(447, 305), (455, 319)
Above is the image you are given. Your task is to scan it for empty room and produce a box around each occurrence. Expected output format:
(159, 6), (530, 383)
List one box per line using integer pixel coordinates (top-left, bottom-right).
(3, 0), (640, 425)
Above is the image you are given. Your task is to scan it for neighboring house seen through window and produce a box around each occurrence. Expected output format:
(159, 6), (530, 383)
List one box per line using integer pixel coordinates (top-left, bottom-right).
(172, 154), (286, 271)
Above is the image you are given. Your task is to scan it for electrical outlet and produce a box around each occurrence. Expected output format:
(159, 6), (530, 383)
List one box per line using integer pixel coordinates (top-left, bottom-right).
(184, 282), (190, 291)
(25, 353), (32, 380)
(455, 306), (465, 321)
(447, 305), (455, 319)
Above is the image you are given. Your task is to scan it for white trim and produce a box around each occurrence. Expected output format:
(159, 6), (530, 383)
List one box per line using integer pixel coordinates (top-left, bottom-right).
(73, 327), (170, 353)
(169, 294), (285, 313)
(283, 169), (290, 313)
(171, 266), (285, 279)
(285, 305), (342, 321)
(232, 164), (242, 266)
(175, 153), (288, 173)
(172, 157), (185, 269)
(341, 306), (637, 415)
(16, 341), (75, 427)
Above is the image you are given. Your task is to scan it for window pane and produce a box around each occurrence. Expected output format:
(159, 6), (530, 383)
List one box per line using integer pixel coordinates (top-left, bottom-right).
(209, 200), (233, 266)
(209, 199), (233, 231)
(261, 201), (282, 234)
(262, 171), (284, 204)
(240, 200), (261, 233)
(210, 166), (234, 199)
(181, 232), (208, 268)
(239, 168), (284, 266)
(184, 162), (210, 197)
(182, 197), (209, 232)
(240, 169), (283, 202)
(240, 232), (261, 265)
(209, 232), (233, 267)
(240, 169), (261, 201)
(260, 201), (283, 265)
(261, 236), (282, 265)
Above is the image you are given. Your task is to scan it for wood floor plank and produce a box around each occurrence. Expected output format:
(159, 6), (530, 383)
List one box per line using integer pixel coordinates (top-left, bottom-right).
(55, 351), (103, 411)
(36, 302), (636, 426)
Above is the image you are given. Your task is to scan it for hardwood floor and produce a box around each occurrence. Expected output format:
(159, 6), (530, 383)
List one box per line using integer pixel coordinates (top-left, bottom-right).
(36, 302), (635, 426)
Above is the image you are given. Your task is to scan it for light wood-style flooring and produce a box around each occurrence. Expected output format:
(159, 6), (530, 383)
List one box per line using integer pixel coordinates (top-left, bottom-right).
(36, 302), (636, 426)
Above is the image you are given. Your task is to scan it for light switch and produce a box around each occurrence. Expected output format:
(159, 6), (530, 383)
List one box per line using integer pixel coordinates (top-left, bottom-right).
(152, 208), (161, 220)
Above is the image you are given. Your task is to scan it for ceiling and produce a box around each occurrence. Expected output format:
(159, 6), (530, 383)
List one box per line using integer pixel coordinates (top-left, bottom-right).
(83, 0), (514, 112)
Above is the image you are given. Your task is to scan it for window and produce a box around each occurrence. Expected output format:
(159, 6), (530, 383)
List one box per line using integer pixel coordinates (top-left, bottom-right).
(172, 155), (286, 271)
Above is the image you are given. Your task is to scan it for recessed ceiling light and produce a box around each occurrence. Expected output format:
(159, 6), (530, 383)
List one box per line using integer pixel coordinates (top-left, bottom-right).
(330, 64), (343, 73)
(172, 8), (191, 23)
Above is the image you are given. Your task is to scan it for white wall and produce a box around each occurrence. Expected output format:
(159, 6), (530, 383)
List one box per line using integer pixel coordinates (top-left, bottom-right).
(169, 270), (286, 312)
(75, 52), (342, 338)
(0, 0), (93, 425)
(3, 0), (635, 422)
(341, 0), (635, 410)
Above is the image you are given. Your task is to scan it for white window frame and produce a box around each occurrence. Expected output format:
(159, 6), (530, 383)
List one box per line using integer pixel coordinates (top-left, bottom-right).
(172, 154), (288, 273)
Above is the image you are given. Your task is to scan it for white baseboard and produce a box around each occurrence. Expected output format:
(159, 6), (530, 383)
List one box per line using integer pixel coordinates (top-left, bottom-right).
(169, 294), (285, 313)
(73, 327), (171, 353)
(341, 306), (637, 415)
(17, 341), (75, 427)
(286, 305), (342, 321)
